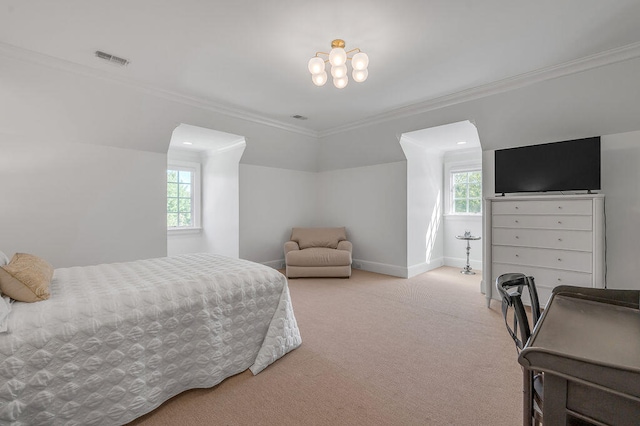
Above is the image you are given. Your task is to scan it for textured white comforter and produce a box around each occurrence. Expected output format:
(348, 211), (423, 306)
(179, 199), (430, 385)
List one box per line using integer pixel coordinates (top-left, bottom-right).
(0, 254), (301, 425)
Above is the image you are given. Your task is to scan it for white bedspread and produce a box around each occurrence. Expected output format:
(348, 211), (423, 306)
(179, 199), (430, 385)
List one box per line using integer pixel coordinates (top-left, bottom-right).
(0, 254), (301, 425)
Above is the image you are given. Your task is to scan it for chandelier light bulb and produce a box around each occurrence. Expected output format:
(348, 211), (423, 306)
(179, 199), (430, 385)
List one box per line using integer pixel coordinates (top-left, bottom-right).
(331, 64), (347, 79)
(352, 68), (368, 83)
(309, 40), (368, 88)
(333, 75), (348, 89)
(312, 71), (328, 86)
(351, 52), (369, 71)
(329, 47), (347, 66)
(308, 57), (325, 75)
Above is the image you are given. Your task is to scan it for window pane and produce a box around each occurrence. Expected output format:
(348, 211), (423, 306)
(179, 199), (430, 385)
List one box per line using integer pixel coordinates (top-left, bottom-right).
(455, 200), (468, 213)
(167, 213), (178, 227)
(167, 198), (178, 213)
(469, 199), (482, 213)
(167, 170), (178, 182)
(179, 184), (191, 197)
(468, 171), (482, 183)
(167, 183), (178, 198)
(179, 171), (192, 184)
(454, 184), (467, 199)
(179, 213), (192, 227)
(454, 173), (467, 185)
(179, 198), (191, 213)
(468, 183), (482, 198)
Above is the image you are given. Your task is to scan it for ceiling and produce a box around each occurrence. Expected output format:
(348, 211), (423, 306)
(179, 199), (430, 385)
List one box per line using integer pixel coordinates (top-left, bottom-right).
(403, 120), (481, 153)
(2, 1), (640, 135)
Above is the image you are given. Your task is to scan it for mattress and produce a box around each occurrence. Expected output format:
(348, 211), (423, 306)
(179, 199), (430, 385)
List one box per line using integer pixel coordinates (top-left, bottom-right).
(0, 253), (302, 425)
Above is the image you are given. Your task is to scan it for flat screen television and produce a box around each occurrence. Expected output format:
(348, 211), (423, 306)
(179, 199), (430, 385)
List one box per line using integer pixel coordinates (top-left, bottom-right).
(495, 137), (601, 194)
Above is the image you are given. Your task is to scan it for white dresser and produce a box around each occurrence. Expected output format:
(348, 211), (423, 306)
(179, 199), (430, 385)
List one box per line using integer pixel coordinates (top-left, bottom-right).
(483, 194), (605, 307)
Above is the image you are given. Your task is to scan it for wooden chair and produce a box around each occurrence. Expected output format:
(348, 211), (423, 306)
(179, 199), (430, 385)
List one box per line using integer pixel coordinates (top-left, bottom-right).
(496, 273), (543, 426)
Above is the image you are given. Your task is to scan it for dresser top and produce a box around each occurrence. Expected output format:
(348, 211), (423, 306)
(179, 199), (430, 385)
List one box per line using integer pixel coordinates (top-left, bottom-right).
(487, 193), (604, 201)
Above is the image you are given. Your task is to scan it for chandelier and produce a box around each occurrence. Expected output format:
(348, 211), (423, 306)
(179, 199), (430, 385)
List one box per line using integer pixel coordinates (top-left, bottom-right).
(307, 39), (369, 89)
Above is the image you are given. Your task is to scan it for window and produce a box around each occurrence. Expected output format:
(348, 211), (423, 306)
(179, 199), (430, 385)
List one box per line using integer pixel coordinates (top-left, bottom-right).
(167, 161), (200, 230)
(451, 170), (482, 214)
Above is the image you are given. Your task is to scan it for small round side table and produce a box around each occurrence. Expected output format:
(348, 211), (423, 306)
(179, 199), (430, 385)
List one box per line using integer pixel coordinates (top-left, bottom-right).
(455, 234), (481, 275)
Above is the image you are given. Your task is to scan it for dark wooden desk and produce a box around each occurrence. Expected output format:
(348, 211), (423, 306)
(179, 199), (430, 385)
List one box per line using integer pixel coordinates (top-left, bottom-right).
(519, 288), (640, 425)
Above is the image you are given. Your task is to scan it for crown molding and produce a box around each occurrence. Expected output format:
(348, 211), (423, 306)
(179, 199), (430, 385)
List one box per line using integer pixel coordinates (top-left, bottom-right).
(319, 41), (640, 138)
(4, 40), (640, 141)
(0, 42), (319, 139)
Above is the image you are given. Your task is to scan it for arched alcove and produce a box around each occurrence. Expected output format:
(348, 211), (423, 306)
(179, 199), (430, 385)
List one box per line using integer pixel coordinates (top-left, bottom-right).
(168, 124), (246, 258)
(400, 120), (482, 278)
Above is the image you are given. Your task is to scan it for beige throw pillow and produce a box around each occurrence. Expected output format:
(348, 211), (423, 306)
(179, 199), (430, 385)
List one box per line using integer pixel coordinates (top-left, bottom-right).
(0, 253), (53, 302)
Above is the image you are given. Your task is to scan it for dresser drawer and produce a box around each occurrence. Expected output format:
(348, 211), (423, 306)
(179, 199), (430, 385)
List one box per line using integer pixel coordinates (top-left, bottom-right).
(492, 263), (594, 289)
(492, 263), (595, 307)
(492, 228), (593, 251)
(492, 199), (592, 215)
(492, 246), (592, 273)
(492, 214), (593, 230)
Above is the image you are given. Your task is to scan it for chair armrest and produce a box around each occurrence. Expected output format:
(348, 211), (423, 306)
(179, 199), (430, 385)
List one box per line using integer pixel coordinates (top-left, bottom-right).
(284, 241), (300, 255)
(337, 240), (352, 253)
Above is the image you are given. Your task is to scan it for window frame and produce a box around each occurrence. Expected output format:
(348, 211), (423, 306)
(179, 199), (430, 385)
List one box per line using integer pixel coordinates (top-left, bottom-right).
(445, 162), (483, 216)
(167, 160), (201, 232)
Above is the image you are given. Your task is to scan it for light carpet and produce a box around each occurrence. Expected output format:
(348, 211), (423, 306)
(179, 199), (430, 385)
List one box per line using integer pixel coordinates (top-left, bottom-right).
(128, 267), (522, 425)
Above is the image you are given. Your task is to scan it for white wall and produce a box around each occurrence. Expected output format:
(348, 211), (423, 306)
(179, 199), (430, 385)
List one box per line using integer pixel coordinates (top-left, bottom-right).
(399, 139), (445, 277)
(316, 162), (408, 277)
(202, 143), (245, 258)
(0, 51), (318, 268)
(4, 48), (640, 277)
(600, 130), (640, 290)
(0, 140), (167, 268)
(239, 164), (318, 266)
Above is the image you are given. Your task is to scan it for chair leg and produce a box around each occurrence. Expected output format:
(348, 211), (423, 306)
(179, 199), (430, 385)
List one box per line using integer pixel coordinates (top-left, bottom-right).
(523, 369), (534, 426)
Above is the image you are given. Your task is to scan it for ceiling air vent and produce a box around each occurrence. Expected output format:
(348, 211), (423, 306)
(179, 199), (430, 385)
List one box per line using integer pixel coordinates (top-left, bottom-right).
(291, 115), (308, 120)
(95, 51), (130, 66)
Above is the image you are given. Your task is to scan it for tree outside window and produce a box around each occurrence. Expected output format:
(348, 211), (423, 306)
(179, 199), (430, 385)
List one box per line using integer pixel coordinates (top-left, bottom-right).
(452, 170), (482, 214)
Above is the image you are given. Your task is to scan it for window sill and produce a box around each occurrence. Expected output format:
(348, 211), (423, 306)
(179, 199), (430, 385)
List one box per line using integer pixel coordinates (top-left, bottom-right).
(444, 214), (482, 219)
(168, 227), (203, 236)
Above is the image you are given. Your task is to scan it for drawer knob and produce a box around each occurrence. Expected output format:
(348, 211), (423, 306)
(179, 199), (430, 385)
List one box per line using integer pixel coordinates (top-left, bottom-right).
(558, 221), (562, 224)
(558, 258), (562, 261)
(558, 238), (562, 242)
(515, 236), (519, 239)
(515, 254), (519, 257)
(515, 206), (519, 209)
(557, 278), (562, 282)
(558, 206), (562, 209)
(515, 220), (519, 223)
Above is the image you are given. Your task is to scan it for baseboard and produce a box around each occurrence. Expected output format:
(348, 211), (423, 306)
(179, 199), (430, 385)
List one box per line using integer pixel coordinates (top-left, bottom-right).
(353, 259), (409, 278)
(406, 258), (445, 278)
(444, 256), (482, 272)
(268, 257), (450, 279)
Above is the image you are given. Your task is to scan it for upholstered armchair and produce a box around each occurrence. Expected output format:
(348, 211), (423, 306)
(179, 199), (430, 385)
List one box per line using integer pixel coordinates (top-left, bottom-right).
(284, 227), (352, 278)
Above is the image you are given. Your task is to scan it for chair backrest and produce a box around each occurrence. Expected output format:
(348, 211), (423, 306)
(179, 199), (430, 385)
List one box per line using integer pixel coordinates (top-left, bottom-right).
(496, 273), (541, 352)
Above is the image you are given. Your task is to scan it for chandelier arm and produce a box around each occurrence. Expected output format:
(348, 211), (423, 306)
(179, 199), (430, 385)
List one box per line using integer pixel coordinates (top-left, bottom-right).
(345, 48), (361, 55)
(315, 51), (330, 57)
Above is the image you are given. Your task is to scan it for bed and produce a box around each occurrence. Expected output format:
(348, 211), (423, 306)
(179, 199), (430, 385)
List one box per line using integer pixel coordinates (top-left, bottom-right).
(0, 253), (302, 425)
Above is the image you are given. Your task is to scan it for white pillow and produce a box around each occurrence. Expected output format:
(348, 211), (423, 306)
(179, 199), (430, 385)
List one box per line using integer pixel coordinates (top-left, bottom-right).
(0, 251), (9, 266)
(0, 296), (12, 333)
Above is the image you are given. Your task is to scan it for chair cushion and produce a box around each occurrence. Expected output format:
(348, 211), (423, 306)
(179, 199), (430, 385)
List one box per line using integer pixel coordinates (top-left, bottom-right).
(286, 247), (351, 267)
(290, 227), (346, 250)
